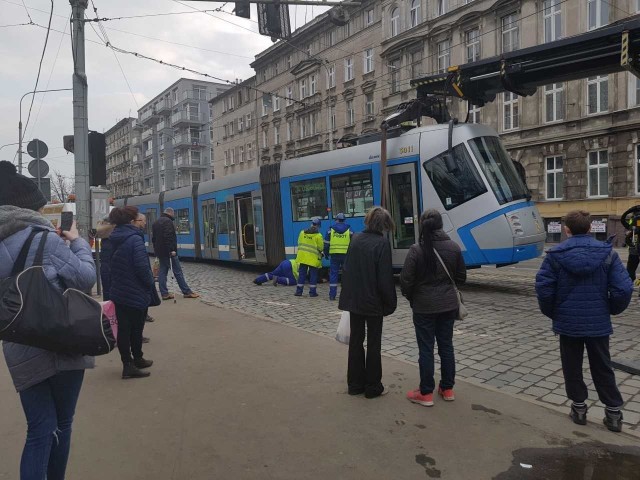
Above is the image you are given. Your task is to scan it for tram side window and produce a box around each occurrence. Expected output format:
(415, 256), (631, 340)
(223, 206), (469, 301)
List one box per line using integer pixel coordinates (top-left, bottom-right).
(175, 208), (191, 234)
(217, 203), (229, 234)
(423, 144), (487, 210)
(290, 178), (328, 221)
(330, 171), (374, 218)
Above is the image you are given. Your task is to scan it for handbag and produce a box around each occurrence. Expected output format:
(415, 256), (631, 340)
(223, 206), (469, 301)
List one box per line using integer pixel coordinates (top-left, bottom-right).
(335, 311), (350, 345)
(432, 248), (468, 321)
(0, 230), (116, 356)
(149, 283), (161, 307)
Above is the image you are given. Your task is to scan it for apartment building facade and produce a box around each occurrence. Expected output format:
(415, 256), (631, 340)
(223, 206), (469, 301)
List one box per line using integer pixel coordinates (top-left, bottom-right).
(211, 77), (259, 176)
(378, 0), (640, 243)
(105, 117), (138, 199)
(136, 78), (231, 194)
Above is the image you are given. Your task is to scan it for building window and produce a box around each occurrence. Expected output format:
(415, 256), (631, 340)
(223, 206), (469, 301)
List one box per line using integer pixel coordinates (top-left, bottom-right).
(299, 78), (308, 99)
(327, 65), (336, 88)
(247, 143), (253, 161)
(629, 75), (640, 107)
(410, 0), (421, 27)
(344, 22), (351, 38)
(290, 178), (328, 221)
(330, 106), (336, 130)
(274, 93), (281, 112)
(262, 130), (268, 148)
(238, 117), (244, 132)
(287, 121), (293, 141)
(588, 150), (609, 197)
(160, 175), (165, 192)
(230, 148), (236, 165)
(262, 95), (270, 116)
(437, 0), (447, 16)
(306, 44), (311, 56)
(364, 48), (375, 74)
(365, 8), (375, 26)
(503, 92), (519, 130)
(229, 121), (234, 136)
(468, 102), (481, 123)
(365, 93), (375, 117)
(545, 83), (565, 122)
(344, 57), (354, 81)
(330, 171), (374, 218)
(224, 150), (229, 167)
(587, 75), (608, 114)
(246, 113), (252, 128)
(346, 100), (355, 126)
(287, 55), (292, 69)
(274, 126), (280, 145)
(543, 0), (562, 42)
(239, 146), (245, 163)
(502, 13), (519, 53)
(546, 156), (564, 200)
(437, 40), (450, 73)
(191, 171), (201, 184)
(588, 0), (609, 30)
(390, 59), (401, 94)
(286, 86), (294, 106)
(466, 28), (480, 63)
(310, 74), (317, 95)
(390, 8), (399, 37)
(328, 30), (336, 46)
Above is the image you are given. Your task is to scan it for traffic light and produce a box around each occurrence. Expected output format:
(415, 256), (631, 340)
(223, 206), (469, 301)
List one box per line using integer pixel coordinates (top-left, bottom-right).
(235, 0), (250, 18)
(61, 132), (106, 186)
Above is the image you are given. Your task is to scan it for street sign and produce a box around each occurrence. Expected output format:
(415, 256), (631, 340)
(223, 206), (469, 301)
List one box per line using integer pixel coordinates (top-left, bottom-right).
(27, 159), (49, 177)
(90, 186), (111, 229)
(27, 139), (48, 159)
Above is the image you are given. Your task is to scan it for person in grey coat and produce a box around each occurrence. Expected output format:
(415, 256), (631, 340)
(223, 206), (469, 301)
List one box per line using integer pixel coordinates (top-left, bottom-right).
(0, 161), (95, 480)
(400, 209), (466, 407)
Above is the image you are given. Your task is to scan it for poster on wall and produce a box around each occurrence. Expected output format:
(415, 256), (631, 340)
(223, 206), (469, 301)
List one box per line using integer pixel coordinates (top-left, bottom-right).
(591, 219), (607, 233)
(547, 221), (561, 234)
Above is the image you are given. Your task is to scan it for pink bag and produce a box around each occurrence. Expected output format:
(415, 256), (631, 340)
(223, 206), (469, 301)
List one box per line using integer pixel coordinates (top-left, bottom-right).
(100, 301), (118, 342)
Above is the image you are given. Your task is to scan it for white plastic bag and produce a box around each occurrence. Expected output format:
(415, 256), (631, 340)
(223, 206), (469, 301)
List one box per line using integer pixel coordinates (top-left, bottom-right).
(335, 311), (350, 345)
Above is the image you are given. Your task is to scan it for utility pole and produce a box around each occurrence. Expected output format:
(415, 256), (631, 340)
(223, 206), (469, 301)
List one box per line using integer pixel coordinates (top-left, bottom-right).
(70, 0), (90, 238)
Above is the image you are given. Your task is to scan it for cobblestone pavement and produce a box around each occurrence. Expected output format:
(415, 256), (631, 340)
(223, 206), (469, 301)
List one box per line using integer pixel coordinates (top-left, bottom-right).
(164, 260), (640, 433)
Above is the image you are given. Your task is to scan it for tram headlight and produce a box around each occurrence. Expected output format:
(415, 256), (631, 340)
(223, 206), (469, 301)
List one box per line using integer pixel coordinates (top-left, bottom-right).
(508, 214), (524, 236)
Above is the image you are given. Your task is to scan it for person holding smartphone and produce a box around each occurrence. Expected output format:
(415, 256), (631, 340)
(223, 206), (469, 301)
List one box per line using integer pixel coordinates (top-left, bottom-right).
(0, 161), (96, 479)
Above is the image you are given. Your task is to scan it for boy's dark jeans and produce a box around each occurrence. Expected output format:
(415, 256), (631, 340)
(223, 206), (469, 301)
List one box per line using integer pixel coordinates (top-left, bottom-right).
(559, 335), (623, 408)
(413, 310), (457, 395)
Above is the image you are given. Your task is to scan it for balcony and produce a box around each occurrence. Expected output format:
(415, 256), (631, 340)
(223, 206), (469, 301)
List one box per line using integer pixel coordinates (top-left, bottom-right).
(173, 133), (203, 148)
(142, 128), (153, 140)
(144, 147), (153, 158)
(157, 120), (166, 131)
(176, 151), (203, 167)
(140, 109), (153, 123)
(156, 98), (171, 113)
(181, 90), (211, 102)
(171, 110), (204, 126)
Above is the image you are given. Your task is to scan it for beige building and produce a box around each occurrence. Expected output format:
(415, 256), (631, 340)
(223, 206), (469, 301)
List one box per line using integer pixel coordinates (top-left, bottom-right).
(213, 0), (640, 245)
(105, 117), (139, 199)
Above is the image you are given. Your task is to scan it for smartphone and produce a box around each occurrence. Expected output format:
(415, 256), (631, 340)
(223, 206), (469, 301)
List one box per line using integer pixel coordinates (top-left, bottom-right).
(60, 211), (74, 233)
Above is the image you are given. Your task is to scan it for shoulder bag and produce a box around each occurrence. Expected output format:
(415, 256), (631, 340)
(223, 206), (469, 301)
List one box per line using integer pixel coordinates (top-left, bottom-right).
(0, 230), (116, 355)
(433, 248), (468, 321)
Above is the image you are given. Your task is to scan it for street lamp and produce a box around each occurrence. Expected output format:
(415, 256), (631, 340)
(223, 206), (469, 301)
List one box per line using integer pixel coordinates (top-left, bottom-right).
(19, 88), (73, 174)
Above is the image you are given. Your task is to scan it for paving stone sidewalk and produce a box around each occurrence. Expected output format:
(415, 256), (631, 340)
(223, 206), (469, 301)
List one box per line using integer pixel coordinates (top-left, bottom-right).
(165, 261), (640, 432)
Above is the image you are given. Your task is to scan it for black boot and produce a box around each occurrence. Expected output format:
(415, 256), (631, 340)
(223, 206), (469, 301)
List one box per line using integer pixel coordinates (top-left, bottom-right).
(603, 409), (623, 432)
(134, 358), (153, 369)
(570, 404), (587, 425)
(122, 363), (151, 379)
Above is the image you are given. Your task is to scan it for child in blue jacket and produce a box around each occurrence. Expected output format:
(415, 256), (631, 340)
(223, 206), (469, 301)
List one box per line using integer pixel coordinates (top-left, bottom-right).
(535, 210), (633, 432)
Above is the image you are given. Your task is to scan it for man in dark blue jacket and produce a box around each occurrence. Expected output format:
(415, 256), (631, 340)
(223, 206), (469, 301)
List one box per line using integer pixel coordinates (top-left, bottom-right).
(536, 210), (633, 432)
(324, 213), (351, 300)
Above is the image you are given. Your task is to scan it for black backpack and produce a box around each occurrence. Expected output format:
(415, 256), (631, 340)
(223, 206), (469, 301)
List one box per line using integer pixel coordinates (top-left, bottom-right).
(0, 229), (116, 356)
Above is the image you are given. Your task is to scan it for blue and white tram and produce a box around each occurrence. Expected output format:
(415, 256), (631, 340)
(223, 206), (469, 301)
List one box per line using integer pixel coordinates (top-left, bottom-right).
(116, 122), (545, 268)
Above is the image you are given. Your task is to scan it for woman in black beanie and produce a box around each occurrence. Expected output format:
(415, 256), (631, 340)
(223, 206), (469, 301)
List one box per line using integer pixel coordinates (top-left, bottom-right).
(0, 161), (96, 479)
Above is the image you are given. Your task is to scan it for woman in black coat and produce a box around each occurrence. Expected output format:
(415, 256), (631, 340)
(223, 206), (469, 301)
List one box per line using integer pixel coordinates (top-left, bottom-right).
(339, 207), (397, 399)
(400, 209), (466, 407)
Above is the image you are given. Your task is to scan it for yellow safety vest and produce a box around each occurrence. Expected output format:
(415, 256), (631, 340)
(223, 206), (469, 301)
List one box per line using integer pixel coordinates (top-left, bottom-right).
(290, 259), (300, 281)
(296, 231), (323, 268)
(329, 228), (351, 254)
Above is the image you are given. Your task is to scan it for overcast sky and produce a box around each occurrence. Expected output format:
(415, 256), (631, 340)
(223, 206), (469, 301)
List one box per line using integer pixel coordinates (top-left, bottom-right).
(0, 0), (328, 179)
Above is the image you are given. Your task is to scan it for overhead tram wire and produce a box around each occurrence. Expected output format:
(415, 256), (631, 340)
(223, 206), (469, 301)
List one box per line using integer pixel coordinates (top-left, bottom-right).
(0, 22), (34, 28)
(20, 0), (33, 22)
(22, 0), (54, 142)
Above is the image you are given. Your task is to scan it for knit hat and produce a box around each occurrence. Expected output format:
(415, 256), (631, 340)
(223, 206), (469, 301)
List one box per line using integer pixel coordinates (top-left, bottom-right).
(0, 161), (47, 211)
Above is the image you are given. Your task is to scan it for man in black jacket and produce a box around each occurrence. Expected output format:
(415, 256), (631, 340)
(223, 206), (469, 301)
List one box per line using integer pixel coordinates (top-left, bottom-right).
(152, 208), (199, 300)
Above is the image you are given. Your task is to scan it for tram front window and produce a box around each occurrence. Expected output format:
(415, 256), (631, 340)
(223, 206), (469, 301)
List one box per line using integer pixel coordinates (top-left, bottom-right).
(423, 143), (487, 210)
(469, 137), (529, 205)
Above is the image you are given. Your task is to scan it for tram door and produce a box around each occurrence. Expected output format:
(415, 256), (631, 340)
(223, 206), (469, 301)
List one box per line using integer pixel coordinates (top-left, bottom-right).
(201, 199), (217, 259)
(251, 191), (267, 264)
(236, 196), (255, 260)
(146, 208), (158, 254)
(388, 164), (419, 265)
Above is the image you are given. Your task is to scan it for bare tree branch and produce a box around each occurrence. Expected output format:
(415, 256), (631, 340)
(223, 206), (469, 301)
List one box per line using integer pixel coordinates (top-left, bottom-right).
(50, 170), (74, 203)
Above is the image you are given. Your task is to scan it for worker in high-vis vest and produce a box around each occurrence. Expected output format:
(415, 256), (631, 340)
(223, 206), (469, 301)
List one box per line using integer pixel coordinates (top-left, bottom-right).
(253, 259), (299, 286)
(295, 217), (324, 297)
(324, 212), (352, 300)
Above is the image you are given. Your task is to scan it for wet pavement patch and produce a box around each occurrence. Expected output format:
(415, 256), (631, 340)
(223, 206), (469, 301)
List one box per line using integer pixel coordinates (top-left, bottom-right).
(472, 404), (502, 415)
(415, 453), (441, 478)
(493, 443), (640, 479)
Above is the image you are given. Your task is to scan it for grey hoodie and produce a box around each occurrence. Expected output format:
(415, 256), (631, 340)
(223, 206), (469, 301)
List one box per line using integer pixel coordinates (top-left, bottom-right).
(0, 206), (96, 392)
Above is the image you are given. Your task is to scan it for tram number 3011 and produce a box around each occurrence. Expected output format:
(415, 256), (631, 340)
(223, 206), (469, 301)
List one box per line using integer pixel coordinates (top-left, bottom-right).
(399, 146), (415, 154)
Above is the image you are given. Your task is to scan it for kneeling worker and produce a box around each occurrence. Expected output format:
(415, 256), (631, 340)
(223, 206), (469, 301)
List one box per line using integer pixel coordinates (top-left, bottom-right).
(254, 259), (299, 286)
(324, 212), (351, 300)
(295, 217), (324, 297)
